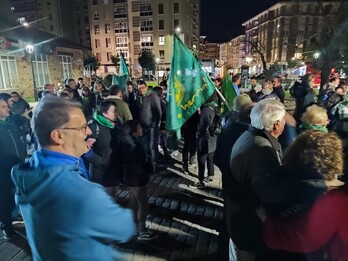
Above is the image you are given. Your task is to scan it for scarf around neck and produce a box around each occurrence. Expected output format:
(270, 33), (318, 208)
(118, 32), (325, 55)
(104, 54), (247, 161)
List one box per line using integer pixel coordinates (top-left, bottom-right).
(92, 112), (114, 129)
(300, 122), (328, 133)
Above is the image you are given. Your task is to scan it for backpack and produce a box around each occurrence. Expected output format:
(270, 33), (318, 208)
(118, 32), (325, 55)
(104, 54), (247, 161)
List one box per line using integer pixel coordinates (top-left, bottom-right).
(208, 107), (222, 136)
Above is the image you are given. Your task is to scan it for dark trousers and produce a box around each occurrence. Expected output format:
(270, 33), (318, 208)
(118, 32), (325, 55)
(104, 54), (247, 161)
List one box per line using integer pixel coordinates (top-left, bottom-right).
(0, 187), (14, 231)
(128, 186), (149, 233)
(182, 131), (197, 163)
(197, 151), (215, 181)
(142, 126), (160, 165)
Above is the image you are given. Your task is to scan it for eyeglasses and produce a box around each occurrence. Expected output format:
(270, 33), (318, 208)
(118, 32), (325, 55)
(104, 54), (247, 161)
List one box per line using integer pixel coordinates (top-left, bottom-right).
(59, 123), (89, 133)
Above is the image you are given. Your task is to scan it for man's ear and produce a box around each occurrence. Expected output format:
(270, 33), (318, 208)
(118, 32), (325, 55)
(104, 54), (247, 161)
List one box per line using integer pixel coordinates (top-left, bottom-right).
(50, 129), (64, 145)
(273, 120), (279, 131)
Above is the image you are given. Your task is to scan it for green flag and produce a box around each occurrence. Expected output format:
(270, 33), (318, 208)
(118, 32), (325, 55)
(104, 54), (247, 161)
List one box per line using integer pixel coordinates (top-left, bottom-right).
(111, 74), (118, 86)
(119, 53), (129, 78)
(221, 76), (239, 116)
(166, 35), (215, 139)
(111, 53), (129, 90)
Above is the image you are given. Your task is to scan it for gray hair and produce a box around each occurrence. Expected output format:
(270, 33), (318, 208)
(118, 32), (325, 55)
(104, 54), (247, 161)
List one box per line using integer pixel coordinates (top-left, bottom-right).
(262, 81), (272, 90)
(250, 99), (285, 131)
(32, 96), (82, 147)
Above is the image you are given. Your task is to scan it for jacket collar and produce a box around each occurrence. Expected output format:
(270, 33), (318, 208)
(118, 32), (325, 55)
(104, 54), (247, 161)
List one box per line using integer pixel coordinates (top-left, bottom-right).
(248, 126), (282, 160)
(106, 95), (122, 100)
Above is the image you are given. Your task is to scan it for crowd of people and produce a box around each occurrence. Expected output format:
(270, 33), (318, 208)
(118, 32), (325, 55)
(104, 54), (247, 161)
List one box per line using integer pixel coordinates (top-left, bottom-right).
(0, 73), (348, 260)
(214, 74), (348, 261)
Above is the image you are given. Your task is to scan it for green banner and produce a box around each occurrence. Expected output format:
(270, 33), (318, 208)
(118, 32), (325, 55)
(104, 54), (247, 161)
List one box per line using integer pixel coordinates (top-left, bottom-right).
(221, 76), (239, 116)
(111, 53), (129, 90)
(166, 35), (215, 132)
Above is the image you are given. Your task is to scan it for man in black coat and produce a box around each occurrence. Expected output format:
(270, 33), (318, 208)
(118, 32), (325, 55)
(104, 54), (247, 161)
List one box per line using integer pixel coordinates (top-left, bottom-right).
(226, 98), (326, 260)
(0, 96), (26, 239)
(272, 76), (285, 103)
(137, 81), (162, 171)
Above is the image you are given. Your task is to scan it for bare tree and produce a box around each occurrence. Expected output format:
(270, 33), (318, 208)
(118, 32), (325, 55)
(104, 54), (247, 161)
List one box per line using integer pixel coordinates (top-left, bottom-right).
(302, 0), (348, 88)
(245, 0), (348, 84)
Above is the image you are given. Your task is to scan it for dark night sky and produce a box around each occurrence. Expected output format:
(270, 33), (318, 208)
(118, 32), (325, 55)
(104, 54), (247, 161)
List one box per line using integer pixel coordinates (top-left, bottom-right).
(201, 0), (278, 42)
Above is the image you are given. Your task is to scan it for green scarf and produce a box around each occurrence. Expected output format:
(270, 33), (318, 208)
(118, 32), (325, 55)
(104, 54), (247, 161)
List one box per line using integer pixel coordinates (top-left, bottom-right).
(92, 112), (114, 129)
(300, 122), (328, 133)
(140, 89), (152, 104)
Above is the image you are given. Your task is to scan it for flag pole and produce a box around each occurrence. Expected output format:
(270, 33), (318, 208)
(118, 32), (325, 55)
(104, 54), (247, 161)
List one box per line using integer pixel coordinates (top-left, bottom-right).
(215, 86), (233, 112)
(198, 59), (233, 112)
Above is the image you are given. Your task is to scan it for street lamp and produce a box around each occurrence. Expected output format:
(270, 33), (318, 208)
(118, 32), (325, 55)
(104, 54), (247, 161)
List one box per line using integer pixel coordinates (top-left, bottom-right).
(314, 52), (320, 59)
(25, 44), (38, 101)
(155, 57), (160, 85)
(175, 27), (181, 33)
(246, 56), (252, 64)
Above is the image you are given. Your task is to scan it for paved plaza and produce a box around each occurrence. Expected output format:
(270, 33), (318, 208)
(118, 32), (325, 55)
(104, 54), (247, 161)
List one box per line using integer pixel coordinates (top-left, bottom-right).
(0, 155), (224, 261)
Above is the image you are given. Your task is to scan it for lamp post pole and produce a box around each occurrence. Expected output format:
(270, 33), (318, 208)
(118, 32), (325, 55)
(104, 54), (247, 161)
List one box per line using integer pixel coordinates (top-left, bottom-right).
(155, 57), (160, 85)
(25, 44), (37, 101)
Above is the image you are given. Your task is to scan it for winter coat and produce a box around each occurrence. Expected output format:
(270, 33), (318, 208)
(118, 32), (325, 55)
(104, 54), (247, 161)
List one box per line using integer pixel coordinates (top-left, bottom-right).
(272, 86), (285, 103)
(118, 133), (151, 187)
(196, 104), (218, 154)
(139, 92), (162, 128)
(11, 98), (30, 115)
(226, 126), (326, 252)
(0, 120), (26, 189)
(105, 96), (133, 123)
(256, 90), (280, 102)
(89, 91), (103, 112)
(264, 185), (348, 261)
(11, 150), (135, 261)
(88, 121), (114, 186)
(214, 121), (249, 178)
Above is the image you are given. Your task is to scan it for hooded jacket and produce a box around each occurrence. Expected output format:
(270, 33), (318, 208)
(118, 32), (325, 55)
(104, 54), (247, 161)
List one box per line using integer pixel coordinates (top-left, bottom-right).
(11, 150), (135, 261)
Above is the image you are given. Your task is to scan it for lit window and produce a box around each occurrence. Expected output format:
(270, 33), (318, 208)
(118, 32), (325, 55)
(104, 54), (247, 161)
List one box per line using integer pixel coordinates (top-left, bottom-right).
(0, 56), (18, 90)
(94, 25), (100, 34)
(60, 55), (72, 80)
(32, 54), (50, 88)
(159, 35), (164, 45)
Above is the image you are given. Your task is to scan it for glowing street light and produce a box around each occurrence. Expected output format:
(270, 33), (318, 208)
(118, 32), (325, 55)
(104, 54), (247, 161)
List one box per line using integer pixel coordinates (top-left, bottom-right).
(25, 44), (34, 54)
(314, 52), (320, 59)
(175, 27), (181, 33)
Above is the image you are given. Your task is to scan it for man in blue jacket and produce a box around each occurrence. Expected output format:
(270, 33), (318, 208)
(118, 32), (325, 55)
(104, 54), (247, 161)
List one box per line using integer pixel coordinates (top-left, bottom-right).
(11, 96), (135, 260)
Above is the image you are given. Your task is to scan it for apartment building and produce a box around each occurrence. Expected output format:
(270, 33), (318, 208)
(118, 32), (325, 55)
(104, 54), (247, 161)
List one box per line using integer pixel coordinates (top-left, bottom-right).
(89, 0), (200, 77)
(198, 36), (219, 60)
(218, 35), (246, 74)
(242, 1), (342, 74)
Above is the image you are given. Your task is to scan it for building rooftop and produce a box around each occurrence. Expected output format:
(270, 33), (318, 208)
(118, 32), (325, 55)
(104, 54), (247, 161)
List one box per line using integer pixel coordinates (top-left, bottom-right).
(0, 19), (90, 51)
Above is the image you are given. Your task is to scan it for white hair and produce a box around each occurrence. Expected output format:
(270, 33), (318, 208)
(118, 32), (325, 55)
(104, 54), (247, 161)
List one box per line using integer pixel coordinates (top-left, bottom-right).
(262, 81), (272, 90)
(250, 99), (285, 131)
